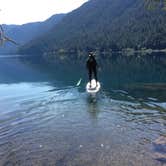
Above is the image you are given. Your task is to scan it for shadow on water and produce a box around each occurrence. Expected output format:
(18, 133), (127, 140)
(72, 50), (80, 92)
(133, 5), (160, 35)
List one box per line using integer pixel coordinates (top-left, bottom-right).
(86, 93), (101, 119)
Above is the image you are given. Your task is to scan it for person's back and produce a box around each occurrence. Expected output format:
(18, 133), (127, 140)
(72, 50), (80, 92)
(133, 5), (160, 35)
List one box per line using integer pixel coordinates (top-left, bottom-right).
(87, 56), (97, 69)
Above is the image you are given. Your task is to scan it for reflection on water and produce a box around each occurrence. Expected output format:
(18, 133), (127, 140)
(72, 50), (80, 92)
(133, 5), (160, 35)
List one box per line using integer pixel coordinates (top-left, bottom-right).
(0, 53), (166, 165)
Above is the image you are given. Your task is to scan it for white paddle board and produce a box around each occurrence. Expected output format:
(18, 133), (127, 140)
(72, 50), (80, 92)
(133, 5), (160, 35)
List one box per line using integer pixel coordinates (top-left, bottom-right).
(86, 79), (101, 93)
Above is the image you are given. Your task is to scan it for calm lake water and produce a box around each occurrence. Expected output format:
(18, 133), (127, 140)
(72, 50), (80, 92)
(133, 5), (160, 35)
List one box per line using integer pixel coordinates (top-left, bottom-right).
(0, 53), (165, 166)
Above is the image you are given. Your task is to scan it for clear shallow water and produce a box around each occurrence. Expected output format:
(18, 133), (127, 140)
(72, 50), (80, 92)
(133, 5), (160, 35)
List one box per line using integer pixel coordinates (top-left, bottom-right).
(0, 54), (166, 166)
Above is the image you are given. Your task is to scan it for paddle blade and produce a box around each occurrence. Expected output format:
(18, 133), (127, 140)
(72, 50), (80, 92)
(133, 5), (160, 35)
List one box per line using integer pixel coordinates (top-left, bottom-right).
(76, 78), (82, 86)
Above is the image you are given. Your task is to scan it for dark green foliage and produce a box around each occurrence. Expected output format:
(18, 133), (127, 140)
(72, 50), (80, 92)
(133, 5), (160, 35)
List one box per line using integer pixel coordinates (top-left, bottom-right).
(145, 0), (166, 10)
(19, 0), (166, 55)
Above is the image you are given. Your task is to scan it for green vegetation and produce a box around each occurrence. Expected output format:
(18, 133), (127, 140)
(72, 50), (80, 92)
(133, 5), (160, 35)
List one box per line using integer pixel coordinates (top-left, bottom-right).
(145, 0), (166, 10)
(19, 0), (166, 56)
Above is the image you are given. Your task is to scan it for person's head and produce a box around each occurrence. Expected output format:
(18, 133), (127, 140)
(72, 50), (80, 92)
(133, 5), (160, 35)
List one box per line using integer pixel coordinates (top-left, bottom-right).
(89, 52), (94, 57)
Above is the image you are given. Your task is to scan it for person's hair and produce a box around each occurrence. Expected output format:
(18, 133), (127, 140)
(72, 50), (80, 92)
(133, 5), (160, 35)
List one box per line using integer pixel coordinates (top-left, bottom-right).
(89, 52), (94, 56)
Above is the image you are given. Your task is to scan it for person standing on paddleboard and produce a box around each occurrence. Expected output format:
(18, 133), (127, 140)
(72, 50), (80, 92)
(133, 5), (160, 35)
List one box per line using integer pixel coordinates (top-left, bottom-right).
(86, 53), (98, 87)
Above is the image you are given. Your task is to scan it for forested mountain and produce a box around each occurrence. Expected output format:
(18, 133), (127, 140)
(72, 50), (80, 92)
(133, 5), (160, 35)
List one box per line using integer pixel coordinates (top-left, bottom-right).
(0, 14), (65, 54)
(19, 0), (166, 55)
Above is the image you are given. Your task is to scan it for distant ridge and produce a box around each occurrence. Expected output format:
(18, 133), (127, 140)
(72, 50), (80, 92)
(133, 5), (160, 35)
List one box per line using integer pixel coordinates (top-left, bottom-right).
(19, 0), (166, 56)
(0, 14), (65, 54)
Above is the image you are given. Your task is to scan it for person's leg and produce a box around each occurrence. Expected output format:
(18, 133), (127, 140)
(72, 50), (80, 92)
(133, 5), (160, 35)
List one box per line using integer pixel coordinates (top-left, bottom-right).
(88, 69), (92, 87)
(93, 67), (98, 86)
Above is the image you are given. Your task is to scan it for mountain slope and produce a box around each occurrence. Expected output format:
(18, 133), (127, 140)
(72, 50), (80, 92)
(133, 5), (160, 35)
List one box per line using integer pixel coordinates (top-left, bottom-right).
(20, 0), (166, 55)
(0, 14), (65, 54)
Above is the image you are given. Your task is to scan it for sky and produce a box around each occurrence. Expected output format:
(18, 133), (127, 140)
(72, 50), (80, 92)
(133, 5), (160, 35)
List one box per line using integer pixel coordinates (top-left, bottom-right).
(0, 0), (88, 25)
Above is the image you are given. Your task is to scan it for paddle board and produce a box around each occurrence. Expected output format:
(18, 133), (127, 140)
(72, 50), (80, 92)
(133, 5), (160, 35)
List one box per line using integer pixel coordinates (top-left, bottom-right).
(86, 79), (101, 93)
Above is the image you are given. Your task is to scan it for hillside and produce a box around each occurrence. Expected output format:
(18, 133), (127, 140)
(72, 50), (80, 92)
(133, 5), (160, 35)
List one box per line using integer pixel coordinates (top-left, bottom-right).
(19, 0), (166, 55)
(0, 14), (65, 54)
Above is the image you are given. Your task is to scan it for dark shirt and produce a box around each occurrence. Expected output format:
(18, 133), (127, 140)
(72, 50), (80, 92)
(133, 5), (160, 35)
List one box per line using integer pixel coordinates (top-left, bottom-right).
(86, 56), (97, 69)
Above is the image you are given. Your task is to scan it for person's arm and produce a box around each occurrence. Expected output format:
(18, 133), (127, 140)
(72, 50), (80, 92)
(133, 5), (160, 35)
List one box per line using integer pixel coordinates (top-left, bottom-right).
(94, 58), (98, 68)
(86, 59), (89, 69)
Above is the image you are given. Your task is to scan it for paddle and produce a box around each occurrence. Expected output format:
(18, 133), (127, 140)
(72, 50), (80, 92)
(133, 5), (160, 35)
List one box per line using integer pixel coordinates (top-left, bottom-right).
(76, 78), (82, 86)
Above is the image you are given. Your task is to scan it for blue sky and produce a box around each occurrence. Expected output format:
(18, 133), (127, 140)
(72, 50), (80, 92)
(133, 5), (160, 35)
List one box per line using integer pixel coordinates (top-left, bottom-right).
(0, 0), (88, 25)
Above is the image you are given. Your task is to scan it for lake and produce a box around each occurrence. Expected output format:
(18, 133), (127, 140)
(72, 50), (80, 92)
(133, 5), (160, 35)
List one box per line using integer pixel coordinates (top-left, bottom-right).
(0, 53), (165, 166)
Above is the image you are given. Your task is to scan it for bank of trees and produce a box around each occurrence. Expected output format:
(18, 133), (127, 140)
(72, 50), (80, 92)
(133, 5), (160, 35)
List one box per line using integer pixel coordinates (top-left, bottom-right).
(19, 0), (166, 55)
